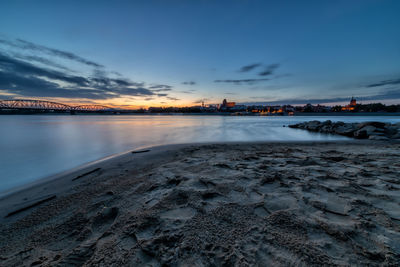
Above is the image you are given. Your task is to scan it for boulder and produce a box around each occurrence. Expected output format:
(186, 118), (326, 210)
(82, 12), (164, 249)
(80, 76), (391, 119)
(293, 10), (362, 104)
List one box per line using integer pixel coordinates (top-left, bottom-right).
(289, 120), (398, 141)
(319, 125), (332, 133)
(354, 125), (377, 139)
(357, 121), (386, 129)
(289, 122), (305, 129)
(392, 133), (400, 139)
(353, 129), (368, 139)
(386, 126), (399, 136)
(369, 135), (389, 141)
(297, 122), (307, 129)
(306, 120), (321, 131)
(335, 124), (357, 136)
(368, 132), (385, 136)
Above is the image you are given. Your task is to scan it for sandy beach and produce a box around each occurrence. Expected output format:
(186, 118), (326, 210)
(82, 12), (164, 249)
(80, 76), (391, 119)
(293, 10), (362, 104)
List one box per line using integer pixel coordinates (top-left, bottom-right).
(1, 141), (400, 266)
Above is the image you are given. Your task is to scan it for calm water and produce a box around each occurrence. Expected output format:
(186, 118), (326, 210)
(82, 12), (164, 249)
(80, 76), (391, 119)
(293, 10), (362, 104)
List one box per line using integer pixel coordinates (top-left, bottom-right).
(1, 115), (400, 193)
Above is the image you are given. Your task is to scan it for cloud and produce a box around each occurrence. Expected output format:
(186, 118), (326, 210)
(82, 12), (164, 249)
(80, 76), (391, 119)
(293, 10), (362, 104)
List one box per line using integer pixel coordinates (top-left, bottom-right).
(149, 84), (173, 90)
(182, 81), (196, 85)
(258, 64), (280, 76)
(149, 84), (173, 92)
(0, 38), (176, 102)
(193, 98), (209, 104)
(0, 52), (90, 86)
(366, 78), (400, 88)
(110, 71), (122, 77)
(166, 97), (180, 101)
(117, 87), (155, 96)
(0, 71), (114, 99)
(238, 63), (261, 72)
(214, 78), (270, 85)
(10, 52), (74, 72)
(215, 63), (282, 85)
(0, 52), (159, 99)
(151, 88), (172, 92)
(0, 38), (103, 68)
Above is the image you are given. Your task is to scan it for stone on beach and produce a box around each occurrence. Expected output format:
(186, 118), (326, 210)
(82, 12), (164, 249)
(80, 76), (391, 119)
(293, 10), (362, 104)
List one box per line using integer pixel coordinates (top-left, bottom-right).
(289, 120), (400, 140)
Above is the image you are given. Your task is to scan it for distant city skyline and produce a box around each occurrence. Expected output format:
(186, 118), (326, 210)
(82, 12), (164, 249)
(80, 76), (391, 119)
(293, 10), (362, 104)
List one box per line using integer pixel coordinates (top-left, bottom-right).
(1, 0), (400, 108)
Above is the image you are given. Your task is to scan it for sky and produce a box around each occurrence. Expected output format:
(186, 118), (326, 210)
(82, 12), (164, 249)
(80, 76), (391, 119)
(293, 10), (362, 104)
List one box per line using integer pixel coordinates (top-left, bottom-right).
(0, 0), (399, 108)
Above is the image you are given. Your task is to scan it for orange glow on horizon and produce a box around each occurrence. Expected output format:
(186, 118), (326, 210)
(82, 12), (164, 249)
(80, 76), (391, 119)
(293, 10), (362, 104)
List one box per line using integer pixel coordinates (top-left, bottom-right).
(26, 97), (207, 109)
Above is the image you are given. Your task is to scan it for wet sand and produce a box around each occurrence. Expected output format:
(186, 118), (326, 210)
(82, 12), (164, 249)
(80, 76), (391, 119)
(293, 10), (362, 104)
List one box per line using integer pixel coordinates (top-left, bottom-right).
(0, 141), (400, 266)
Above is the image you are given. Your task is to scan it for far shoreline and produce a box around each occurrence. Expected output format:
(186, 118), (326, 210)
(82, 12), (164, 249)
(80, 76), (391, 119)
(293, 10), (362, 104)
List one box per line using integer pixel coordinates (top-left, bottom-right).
(1, 112), (400, 116)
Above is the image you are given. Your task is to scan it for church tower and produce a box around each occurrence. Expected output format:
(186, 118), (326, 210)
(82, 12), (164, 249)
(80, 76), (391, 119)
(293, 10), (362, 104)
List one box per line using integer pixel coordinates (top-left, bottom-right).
(350, 96), (356, 106)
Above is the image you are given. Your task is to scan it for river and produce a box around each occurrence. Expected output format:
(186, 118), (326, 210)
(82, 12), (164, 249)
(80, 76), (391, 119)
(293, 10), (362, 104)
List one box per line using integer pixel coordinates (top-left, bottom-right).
(1, 115), (399, 193)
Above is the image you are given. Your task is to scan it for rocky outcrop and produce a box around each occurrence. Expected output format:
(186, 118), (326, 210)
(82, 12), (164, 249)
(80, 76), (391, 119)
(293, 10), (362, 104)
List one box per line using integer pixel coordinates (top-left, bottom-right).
(289, 120), (400, 140)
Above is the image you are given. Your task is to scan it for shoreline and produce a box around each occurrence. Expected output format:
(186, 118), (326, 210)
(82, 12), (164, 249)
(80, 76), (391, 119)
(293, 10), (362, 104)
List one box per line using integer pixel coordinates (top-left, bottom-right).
(1, 140), (399, 265)
(0, 142), (193, 219)
(1, 140), (366, 221)
(0, 144), (158, 199)
(0, 140), (353, 204)
(0, 139), (395, 220)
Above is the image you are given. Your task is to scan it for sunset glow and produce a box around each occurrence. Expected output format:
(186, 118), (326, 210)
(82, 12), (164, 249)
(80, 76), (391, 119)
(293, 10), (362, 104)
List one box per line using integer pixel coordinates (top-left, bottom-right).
(1, 1), (399, 107)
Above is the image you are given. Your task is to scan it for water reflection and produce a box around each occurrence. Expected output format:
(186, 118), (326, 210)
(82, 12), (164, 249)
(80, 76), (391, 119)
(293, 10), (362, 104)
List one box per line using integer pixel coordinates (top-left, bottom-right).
(0, 115), (399, 192)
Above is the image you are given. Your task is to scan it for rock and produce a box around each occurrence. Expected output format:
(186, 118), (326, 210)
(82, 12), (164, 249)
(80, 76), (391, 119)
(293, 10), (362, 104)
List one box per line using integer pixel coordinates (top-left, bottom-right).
(354, 125), (377, 139)
(386, 126), (399, 136)
(289, 120), (399, 141)
(357, 121), (386, 129)
(305, 120), (321, 131)
(391, 132), (400, 139)
(320, 125), (332, 133)
(368, 135), (389, 141)
(353, 129), (368, 139)
(369, 132), (385, 136)
(360, 125), (377, 134)
(335, 124), (357, 136)
(334, 121), (345, 126)
(288, 123), (300, 128)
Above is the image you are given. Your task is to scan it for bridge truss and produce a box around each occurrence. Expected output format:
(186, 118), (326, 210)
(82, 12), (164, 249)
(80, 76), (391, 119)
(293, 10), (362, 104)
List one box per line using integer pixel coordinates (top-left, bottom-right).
(0, 100), (114, 112)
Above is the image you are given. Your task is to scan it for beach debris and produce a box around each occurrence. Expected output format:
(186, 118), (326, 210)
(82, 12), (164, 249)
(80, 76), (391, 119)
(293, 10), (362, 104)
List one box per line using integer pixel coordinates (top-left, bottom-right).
(131, 149), (151, 154)
(5, 195), (56, 218)
(214, 162), (232, 169)
(289, 120), (400, 140)
(72, 168), (101, 181)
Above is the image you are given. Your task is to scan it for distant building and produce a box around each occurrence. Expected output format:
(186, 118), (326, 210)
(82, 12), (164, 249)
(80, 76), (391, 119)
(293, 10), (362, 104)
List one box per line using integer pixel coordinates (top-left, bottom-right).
(350, 96), (357, 106)
(220, 99), (236, 110)
(342, 97), (357, 111)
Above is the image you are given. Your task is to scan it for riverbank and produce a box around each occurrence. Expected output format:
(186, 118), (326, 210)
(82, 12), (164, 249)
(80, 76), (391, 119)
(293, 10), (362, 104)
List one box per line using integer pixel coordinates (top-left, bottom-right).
(1, 141), (400, 265)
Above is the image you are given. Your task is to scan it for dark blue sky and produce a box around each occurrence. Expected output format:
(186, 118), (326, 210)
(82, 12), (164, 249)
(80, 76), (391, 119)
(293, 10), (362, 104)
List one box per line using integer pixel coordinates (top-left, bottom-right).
(1, 0), (399, 107)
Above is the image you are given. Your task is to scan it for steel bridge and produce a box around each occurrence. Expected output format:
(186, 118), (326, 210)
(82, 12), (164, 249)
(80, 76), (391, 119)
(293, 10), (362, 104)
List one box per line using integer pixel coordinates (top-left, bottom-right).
(0, 100), (114, 112)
